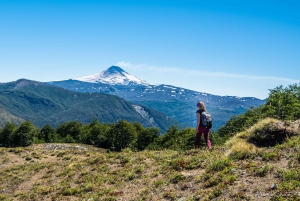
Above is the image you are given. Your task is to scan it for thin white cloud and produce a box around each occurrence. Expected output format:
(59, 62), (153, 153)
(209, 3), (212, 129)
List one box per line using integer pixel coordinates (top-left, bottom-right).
(116, 61), (299, 83)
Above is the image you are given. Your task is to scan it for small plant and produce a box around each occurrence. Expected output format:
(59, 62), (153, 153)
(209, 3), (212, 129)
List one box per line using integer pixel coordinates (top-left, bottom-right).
(194, 175), (202, 183)
(152, 179), (164, 188)
(168, 158), (186, 171)
(14, 148), (23, 154)
(120, 156), (130, 165)
(33, 186), (54, 195)
(89, 155), (105, 165)
(230, 190), (249, 200)
(262, 151), (280, 161)
(139, 187), (150, 199)
(185, 156), (203, 169)
(134, 166), (144, 174)
(254, 165), (271, 177)
(83, 182), (94, 192)
(25, 156), (32, 161)
(97, 187), (116, 196)
(1, 156), (9, 164)
(163, 189), (176, 200)
(224, 174), (238, 185)
(62, 155), (72, 160)
(203, 175), (222, 188)
(208, 158), (231, 172)
(0, 195), (10, 200)
(151, 171), (159, 178)
(61, 187), (80, 196)
(125, 172), (135, 181)
(31, 152), (41, 159)
(170, 173), (185, 184)
(208, 188), (222, 199)
(56, 151), (66, 157)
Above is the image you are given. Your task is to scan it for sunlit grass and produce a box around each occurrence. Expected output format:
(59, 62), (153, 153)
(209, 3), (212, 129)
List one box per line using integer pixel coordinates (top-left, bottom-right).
(0, 121), (299, 201)
(226, 140), (257, 159)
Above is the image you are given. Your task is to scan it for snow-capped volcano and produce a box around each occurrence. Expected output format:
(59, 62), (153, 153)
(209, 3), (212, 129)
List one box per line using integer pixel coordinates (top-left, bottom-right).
(75, 66), (149, 86)
(49, 65), (265, 130)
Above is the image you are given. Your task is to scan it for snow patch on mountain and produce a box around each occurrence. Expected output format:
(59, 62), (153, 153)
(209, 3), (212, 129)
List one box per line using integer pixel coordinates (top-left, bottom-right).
(74, 66), (150, 86)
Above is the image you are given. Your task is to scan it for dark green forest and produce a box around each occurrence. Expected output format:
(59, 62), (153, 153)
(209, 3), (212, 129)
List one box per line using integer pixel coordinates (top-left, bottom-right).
(1, 83), (299, 151)
(0, 79), (179, 132)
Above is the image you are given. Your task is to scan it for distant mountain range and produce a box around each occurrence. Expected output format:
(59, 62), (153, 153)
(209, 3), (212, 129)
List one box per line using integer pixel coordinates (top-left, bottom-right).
(0, 79), (179, 132)
(48, 66), (266, 129)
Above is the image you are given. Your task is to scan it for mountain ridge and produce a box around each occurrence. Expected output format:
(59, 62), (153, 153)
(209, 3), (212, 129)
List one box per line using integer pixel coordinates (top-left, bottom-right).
(0, 79), (180, 131)
(48, 66), (266, 129)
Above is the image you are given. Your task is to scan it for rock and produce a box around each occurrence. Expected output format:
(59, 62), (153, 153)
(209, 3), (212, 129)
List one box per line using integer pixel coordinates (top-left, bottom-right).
(270, 183), (276, 190)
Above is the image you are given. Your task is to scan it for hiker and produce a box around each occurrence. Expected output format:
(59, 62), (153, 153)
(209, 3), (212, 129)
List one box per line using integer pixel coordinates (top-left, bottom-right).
(195, 101), (212, 149)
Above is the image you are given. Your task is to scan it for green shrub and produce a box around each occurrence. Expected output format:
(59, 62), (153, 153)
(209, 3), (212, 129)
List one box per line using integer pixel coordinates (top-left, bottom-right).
(209, 188), (222, 199)
(262, 151), (280, 161)
(254, 165), (270, 177)
(170, 173), (186, 184)
(208, 158), (232, 172)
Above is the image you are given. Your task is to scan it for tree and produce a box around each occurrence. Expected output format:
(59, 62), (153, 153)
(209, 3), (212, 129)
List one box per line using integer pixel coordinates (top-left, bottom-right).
(39, 124), (55, 142)
(93, 123), (111, 148)
(160, 125), (179, 148)
(136, 127), (160, 150)
(147, 126), (196, 150)
(0, 123), (17, 147)
(109, 120), (137, 151)
(264, 83), (300, 121)
(56, 121), (82, 142)
(213, 83), (300, 145)
(12, 121), (35, 147)
(80, 119), (111, 148)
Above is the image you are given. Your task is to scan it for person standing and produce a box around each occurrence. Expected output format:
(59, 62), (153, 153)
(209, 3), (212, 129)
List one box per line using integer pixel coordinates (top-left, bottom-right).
(195, 101), (212, 149)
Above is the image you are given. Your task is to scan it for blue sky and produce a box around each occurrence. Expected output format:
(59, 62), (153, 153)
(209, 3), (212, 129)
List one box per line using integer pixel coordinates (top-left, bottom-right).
(0, 0), (299, 99)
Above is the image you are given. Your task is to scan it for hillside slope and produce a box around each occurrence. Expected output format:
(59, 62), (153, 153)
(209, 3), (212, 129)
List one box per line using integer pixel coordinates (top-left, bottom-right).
(0, 79), (180, 131)
(0, 119), (299, 200)
(0, 106), (24, 128)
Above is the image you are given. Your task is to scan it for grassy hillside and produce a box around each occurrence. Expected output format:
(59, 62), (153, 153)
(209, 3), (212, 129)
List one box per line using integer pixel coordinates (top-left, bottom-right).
(0, 79), (179, 132)
(0, 118), (299, 200)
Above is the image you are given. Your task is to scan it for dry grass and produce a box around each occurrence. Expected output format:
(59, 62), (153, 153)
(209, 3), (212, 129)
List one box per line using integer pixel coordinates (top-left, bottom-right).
(225, 139), (257, 159)
(225, 118), (300, 158)
(0, 119), (300, 201)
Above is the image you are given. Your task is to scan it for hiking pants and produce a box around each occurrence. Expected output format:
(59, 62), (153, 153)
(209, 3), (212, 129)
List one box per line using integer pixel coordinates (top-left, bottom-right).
(195, 127), (212, 149)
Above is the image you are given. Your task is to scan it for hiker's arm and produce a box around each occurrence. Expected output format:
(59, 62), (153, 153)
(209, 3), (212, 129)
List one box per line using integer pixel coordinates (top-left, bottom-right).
(196, 112), (200, 132)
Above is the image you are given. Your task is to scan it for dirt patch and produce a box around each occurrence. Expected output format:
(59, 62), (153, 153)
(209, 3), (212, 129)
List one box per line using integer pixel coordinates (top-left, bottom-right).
(14, 168), (47, 193)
